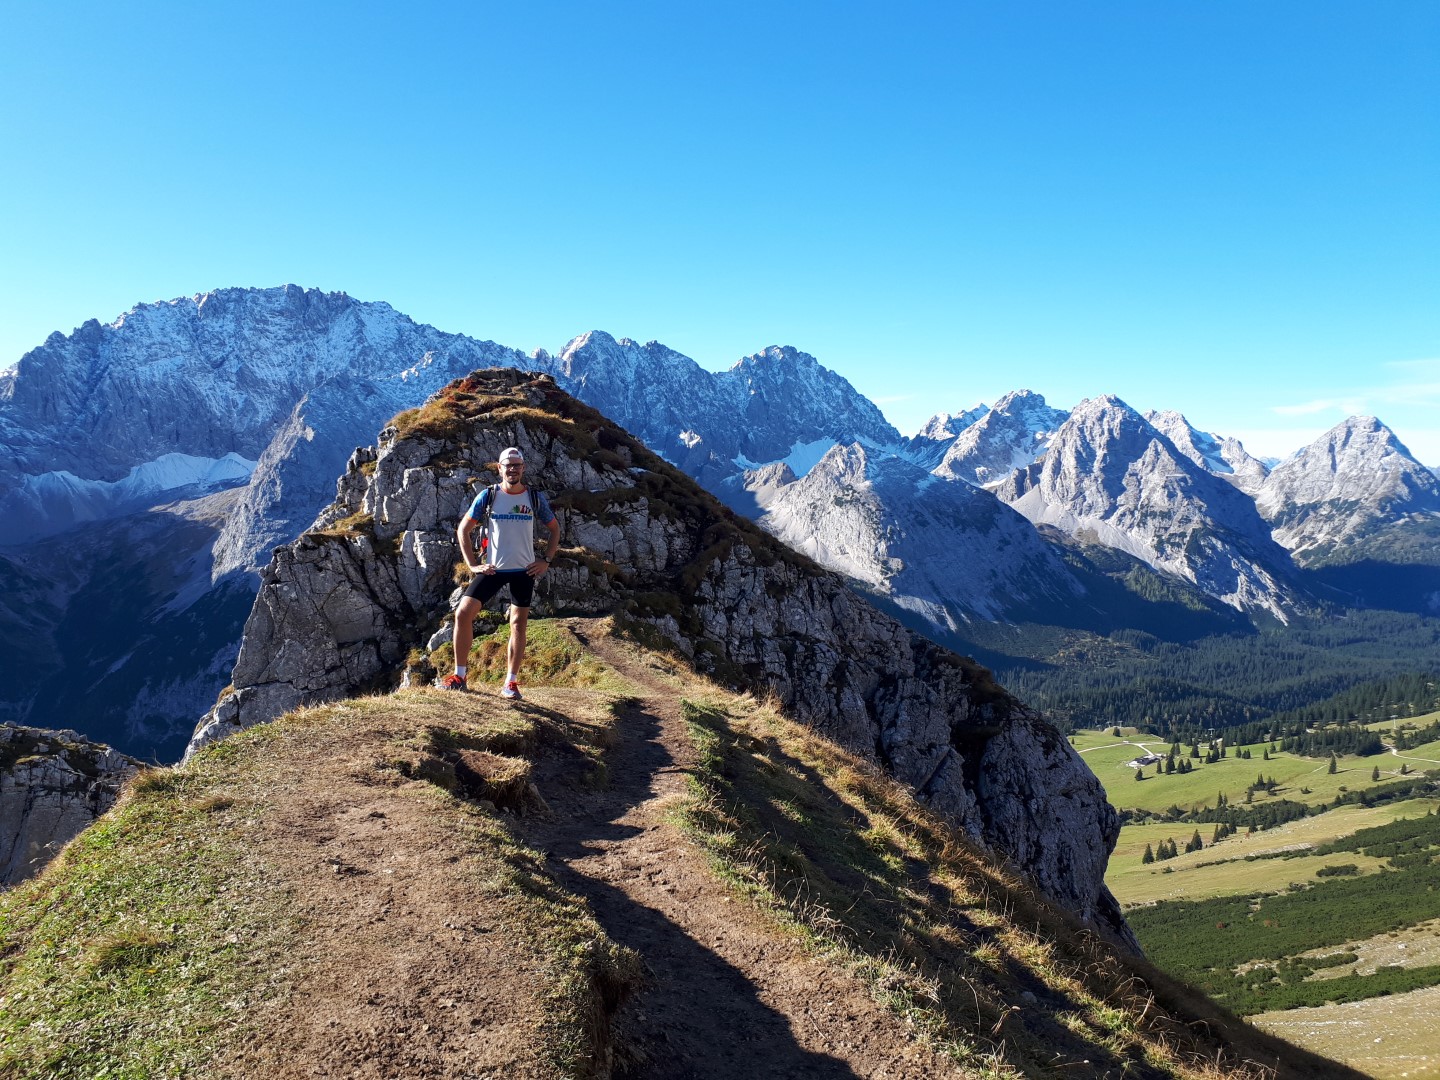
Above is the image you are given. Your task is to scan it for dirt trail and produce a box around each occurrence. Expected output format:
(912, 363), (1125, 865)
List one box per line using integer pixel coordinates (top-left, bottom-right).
(214, 715), (556, 1079)
(212, 619), (963, 1078)
(518, 621), (966, 1079)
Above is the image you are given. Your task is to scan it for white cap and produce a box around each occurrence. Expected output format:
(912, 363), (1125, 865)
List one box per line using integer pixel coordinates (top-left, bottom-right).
(498, 447), (524, 464)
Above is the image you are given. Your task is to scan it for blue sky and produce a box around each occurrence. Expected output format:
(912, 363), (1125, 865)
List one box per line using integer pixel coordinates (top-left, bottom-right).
(3, 2), (1437, 462)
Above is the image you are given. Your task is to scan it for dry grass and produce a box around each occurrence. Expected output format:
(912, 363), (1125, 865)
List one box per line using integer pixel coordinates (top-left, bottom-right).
(674, 686), (1357, 1080)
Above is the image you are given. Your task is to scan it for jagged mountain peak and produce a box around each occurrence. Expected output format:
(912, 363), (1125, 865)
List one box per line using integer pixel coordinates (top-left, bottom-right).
(913, 405), (987, 442)
(1257, 414), (1440, 562)
(992, 388), (1051, 410)
(555, 330), (693, 384)
(0, 287), (529, 550)
(1002, 396), (1297, 617)
(900, 404), (989, 470)
(1143, 409), (1270, 496)
(933, 388), (1069, 487)
(763, 440), (1086, 625)
(727, 343), (816, 372)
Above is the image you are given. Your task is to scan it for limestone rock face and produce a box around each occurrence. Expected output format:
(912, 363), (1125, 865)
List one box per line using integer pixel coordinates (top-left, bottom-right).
(189, 369), (1134, 947)
(900, 405), (989, 470)
(760, 442), (1085, 625)
(1000, 395), (1297, 619)
(933, 390), (1069, 488)
(0, 724), (139, 886)
(1144, 410), (1270, 497)
(1256, 416), (1440, 563)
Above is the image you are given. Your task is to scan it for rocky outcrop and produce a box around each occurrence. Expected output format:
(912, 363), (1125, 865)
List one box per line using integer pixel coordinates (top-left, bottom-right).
(554, 332), (902, 488)
(0, 724), (139, 886)
(190, 369), (1134, 947)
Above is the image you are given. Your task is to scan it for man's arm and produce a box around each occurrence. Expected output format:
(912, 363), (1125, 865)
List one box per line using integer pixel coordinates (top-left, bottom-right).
(457, 514), (486, 573)
(528, 505), (561, 577)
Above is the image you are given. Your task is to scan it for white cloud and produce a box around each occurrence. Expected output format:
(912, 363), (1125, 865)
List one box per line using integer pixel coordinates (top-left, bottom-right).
(1272, 398), (1363, 417)
(1270, 357), (1440, 420)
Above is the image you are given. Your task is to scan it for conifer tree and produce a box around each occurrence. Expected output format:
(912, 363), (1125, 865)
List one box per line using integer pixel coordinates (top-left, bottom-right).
(1328, 753), (1338, 774)
(1142, 843), (1155, 865)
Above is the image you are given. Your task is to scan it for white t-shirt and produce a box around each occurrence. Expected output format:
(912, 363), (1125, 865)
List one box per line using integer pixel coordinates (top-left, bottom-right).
(465, 486), (555, 571)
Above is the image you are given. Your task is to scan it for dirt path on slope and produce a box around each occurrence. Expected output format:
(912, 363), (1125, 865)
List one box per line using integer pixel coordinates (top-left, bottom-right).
(212, 714), (556, 1079)
(516, 620), (968, 1079)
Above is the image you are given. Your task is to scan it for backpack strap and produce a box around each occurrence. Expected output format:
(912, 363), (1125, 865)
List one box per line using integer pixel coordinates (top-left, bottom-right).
(477, 483), (498, 552)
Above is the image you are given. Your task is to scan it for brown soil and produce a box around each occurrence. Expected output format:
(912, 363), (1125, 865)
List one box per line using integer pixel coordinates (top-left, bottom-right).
(214, 715), (556, 1079)
(214, 619), (968, 1078)
(523, 622), (968, 1079)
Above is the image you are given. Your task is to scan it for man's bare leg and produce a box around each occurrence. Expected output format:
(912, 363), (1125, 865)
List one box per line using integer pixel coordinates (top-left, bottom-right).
(507, 605), (529, 683)
(453, 596), (482, 678)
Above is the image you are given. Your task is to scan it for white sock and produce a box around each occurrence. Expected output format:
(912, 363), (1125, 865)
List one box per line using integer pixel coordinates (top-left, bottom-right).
(506, 670), (518, 683)
(455, 665), (467, 677)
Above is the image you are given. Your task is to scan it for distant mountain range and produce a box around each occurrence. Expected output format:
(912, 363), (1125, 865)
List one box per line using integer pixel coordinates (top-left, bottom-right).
(3, 286), (1437, 759)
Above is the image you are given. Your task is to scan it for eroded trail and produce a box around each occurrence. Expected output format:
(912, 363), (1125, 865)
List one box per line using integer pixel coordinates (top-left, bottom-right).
(212, 714), (555, 1079)
(516, 621), (965, 1079)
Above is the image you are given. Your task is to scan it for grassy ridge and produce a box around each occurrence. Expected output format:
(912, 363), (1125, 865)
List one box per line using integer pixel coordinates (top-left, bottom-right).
(676, 695), (1350, 1079)
(0, 740), (294, 1077)
(0, 654), (641, 1078)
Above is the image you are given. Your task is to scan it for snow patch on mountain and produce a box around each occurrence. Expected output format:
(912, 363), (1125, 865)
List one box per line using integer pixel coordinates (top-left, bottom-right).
(0, 453), (255, 545)
(734, 436), (841, 478)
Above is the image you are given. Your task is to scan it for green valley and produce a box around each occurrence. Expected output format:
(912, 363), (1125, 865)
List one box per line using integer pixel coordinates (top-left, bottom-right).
(1081, 710), (1440, 1079)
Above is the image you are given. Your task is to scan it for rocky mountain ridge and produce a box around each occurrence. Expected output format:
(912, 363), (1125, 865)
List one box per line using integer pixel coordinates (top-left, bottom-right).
(759, 441), (1087, 626)
(6, 286), (1437, 761)
(1256, 415), (1440, 564)
(0, 723), (139, 886)
(931, 389), (1070, 487)
(996, 395), (1299, 620)
(0, 288), (893, 756)
(190, 369), (1133, 942)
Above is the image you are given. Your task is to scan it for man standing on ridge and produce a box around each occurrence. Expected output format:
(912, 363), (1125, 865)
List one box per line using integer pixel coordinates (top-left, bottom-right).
(444, 446), (560, 699)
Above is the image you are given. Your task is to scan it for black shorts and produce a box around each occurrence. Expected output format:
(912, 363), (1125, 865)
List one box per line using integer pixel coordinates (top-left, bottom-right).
(462, 569), (535, 609)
